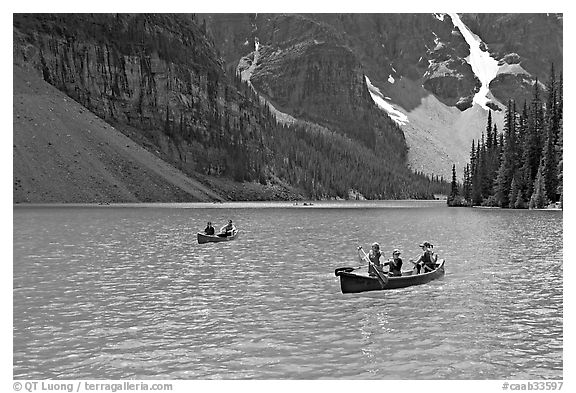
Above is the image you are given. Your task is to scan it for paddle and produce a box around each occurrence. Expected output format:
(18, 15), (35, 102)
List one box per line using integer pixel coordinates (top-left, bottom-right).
(358, 246), (388, 287)
(334, 265), (363, 275)
(409, 258), (437, 273)
(334, 250), (373, 275)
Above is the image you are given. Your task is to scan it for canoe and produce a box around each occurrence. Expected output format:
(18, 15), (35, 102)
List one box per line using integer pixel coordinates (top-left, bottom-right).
(334, 259), (445, 293)
(197, 229), (239, 244)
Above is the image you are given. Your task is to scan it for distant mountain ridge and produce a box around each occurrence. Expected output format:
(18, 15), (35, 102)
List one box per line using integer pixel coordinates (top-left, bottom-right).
(204, 13), (562, 178)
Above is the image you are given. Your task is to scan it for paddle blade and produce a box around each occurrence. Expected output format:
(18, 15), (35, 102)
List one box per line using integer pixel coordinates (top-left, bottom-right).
(335, 267), (354, 275)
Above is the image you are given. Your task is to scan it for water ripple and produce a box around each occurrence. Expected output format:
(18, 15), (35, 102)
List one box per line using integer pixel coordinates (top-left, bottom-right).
(13, 204), (562, 379)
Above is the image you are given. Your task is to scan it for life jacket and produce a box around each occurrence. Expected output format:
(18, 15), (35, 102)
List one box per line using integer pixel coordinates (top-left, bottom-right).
(368, 250), (382, 275)
(369, 250), (382, 266)
(422, 251), (435, 266)
(390, 257), (403, 273)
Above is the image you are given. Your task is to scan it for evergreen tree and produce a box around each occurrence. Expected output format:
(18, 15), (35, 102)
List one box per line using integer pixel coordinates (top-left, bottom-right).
(492, 124), (498, 149)
(508, 176), (520, 209)
(529, 158), (548, 209)
(541, 64), (561, 202)
(462, 164), (472, 204)
(479, 133), (492, 200)
(541, 122), (558, 203)
(513, 184), (527, 209)
(469, 140), (476, 175)
(557, 73), (563, 133)
(485, 121), (500, 196)
(494, 100), (517, 207)
(556, 119), (563, 207)
(449, 164), (459, 201)
(471, 139), (482, 205)
(486, 110), (493, 149)
(513, 102), (529, 206)
(546, 63), (560, 145)
(524, 80), (544, 196)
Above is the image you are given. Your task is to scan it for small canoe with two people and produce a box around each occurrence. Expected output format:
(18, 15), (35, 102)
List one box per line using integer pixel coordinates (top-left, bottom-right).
(197, 229), (239, 244)
(334, 245), (445, 293)
(197, 220), (239, 244)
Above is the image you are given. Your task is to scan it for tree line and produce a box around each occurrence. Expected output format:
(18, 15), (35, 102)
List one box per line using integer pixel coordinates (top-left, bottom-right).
(182, 68), (450, 199)
(448, 64), (563, 208)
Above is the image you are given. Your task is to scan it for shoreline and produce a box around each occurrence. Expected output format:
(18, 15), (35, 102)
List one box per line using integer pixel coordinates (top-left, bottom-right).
(471, 205), (562, 211)
(13, 199), (449, 209)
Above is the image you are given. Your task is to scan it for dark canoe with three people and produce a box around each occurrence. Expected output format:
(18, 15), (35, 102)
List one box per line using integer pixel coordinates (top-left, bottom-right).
(197, 229), (239, 244)
(334, 259), (445, 294)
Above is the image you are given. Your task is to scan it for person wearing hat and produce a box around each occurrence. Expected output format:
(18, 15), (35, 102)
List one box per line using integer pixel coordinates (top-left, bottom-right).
(204, 221), (215, 235)
(413, 241), (436, 273)
(384, 249), (403, 276)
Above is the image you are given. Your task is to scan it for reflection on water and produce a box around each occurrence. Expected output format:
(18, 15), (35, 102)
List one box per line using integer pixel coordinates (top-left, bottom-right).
(13, 202), (562, 379)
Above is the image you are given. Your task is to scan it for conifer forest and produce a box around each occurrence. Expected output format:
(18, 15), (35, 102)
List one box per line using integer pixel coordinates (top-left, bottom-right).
(448, 65), (563, 209)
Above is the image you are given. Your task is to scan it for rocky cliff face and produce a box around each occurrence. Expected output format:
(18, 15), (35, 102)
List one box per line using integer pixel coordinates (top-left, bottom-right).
(206, 13), (561, 115)
(14, 14), (221, 139)
(210, 13), (408, 150)
(247, 40), (405, 149)
(13, 14), (275, 183)
(206, 13), (481, 111)
(309, 14), (480, 110)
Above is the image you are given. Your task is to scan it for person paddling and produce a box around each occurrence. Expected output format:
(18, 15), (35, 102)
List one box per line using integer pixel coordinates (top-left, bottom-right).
(218, 219), (236, 237)
(413, 241), (436, 273)
(367, 242), (385, 276)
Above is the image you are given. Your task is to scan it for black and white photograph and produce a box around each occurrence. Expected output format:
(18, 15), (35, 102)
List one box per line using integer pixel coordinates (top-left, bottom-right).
(10, 3), (567, 390)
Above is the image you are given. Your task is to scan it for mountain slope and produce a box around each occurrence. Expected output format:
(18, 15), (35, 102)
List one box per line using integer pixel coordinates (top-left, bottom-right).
(14, 64), (225, 203)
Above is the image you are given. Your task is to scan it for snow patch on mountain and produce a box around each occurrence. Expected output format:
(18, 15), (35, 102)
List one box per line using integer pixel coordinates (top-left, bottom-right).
(379, 75), (505, 180)
(401, 88), (505, 179)
(365, 76), (409, 125)
(239, 41), (260, 87)
(449, 13), (500, 109)
(238, 40), (298, 126)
